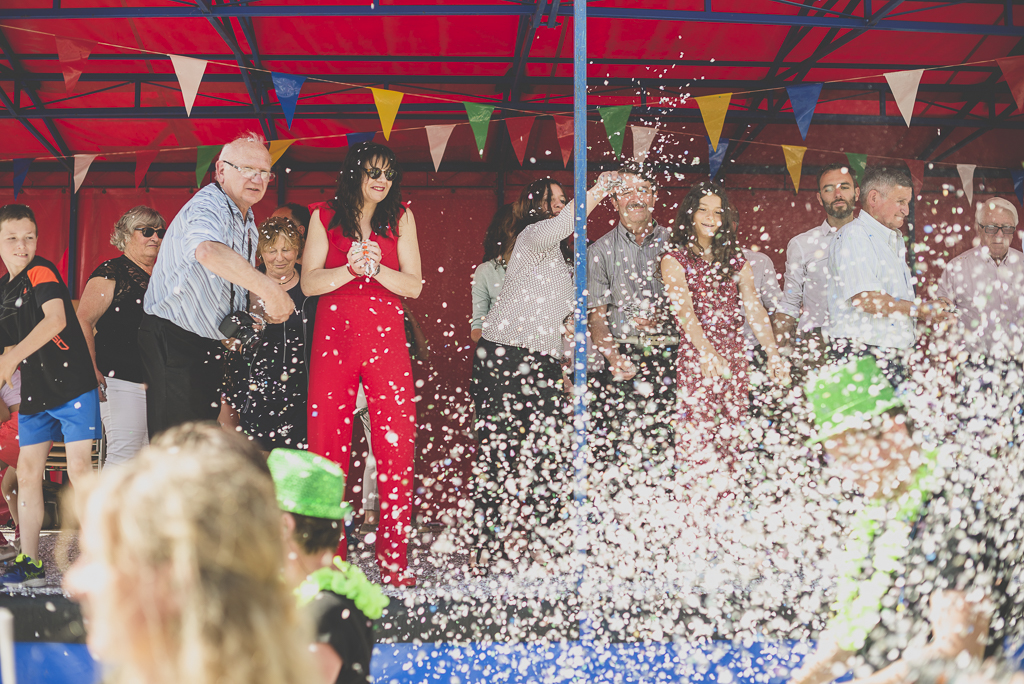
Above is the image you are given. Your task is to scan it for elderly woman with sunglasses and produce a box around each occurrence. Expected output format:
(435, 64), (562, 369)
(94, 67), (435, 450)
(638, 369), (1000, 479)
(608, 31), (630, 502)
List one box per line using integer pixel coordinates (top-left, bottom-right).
(302, 141), (422, 587)
(77, 206), (165, 466)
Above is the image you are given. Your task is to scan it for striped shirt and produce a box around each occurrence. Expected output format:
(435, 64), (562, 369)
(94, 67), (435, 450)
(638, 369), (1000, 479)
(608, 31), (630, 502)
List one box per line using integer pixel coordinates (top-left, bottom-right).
(144, 182), (258, 339)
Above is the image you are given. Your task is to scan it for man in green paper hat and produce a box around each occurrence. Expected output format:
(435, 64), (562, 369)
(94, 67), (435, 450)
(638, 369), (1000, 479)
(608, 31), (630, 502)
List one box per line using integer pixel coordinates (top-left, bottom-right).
(790, 356), (1024, 684)
(268, 448), (389, 684)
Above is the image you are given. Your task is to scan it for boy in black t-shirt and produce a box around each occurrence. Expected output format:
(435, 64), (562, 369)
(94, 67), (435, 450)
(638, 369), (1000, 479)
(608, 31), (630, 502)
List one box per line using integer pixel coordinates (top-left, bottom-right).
(0, 205), (99, 588)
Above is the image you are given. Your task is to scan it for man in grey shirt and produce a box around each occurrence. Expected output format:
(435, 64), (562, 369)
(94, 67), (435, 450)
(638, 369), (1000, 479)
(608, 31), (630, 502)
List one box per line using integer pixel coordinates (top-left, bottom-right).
(139, 133), (293, 436)
(587, 159), (675, 454)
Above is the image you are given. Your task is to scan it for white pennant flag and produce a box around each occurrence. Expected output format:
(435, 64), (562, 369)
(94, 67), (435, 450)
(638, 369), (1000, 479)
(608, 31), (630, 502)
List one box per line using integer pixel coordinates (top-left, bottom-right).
(73, 154), (98, 193)
(170, 54), (208, 117)
(631, 126), (658, 159)
(884, 69), (924, 128)
(425, 124), (456, 172)
(957, 164), (977, 206)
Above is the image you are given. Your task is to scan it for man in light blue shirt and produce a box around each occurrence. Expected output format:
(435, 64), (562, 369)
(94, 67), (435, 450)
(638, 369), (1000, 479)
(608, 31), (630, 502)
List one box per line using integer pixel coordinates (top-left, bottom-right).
(139, 133), (294, 436)
(826, 165), (947, 387)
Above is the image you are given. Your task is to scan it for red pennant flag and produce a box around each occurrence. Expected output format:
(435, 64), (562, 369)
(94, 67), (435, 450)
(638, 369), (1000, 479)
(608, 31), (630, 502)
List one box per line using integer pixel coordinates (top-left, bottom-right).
(996, 55), (1024, 113)
(505, 117), (536, 166)
(135, 150), (159, 188)
(904, 159), (925, 197)
(55, 37), (95, 93)
(553, 115), (574, 167)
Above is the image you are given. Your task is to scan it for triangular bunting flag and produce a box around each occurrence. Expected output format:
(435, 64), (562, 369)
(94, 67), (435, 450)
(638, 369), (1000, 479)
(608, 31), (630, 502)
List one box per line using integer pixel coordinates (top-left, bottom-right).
(73, 154), (98, 193)
(845, 153), (867, 186)
(631, 126), (658, 159)
(598, 105), (632, 158)
(55, 37), (95, 94)
(345, 131), (375, 147)
(12, 158), (31, 199)
(425, 124), (456, 172)
(781, 145), (806, 194)
(268, 139), (296, 166)
(708, 137), (729, 179)
(195, 145), (223, 188)
(271, 72), (306, 130)
(996, 55), (1024, 113)
(957, 164), (976, 206)
(464, 103), (496, 157)
(695, 93), (731, 152)
(1012, 169), (1024, 208)
(169, 54), (208, 117)
(904, 159), (925, 197)
(884, 69), (924, 127)
(134, 150), (159, 188)
(371, 88), (404, 141)
(553, 115), (574, 167)
(786, 83), (823, 141)
(505, 116), (536, 166)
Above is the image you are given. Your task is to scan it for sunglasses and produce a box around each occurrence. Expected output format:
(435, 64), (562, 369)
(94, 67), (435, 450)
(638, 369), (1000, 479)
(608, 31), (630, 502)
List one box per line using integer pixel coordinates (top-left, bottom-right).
(979, 224), (1016, 235)
(365, 166), (398, 181)
(137, 227), (166, 239)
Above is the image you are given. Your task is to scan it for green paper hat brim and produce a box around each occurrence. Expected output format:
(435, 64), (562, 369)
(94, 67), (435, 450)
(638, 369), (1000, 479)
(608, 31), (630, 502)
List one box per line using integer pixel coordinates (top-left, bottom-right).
(280, 498), (354, 521)
(806, 395), (904, 446)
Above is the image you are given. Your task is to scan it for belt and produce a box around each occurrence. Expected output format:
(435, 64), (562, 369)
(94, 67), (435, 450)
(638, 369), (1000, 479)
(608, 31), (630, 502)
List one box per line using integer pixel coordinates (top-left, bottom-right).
(614, 335), (680, 346)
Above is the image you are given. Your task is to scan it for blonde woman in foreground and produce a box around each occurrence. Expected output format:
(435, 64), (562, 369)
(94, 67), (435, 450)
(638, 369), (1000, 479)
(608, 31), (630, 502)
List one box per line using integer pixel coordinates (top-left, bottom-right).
(64, 422), (314, 684)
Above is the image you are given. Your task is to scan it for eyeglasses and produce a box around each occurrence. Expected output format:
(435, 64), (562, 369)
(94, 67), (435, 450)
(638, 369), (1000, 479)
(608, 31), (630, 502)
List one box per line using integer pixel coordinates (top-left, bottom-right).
(979, 224), (1017, 235)
(365, 166), (398, 181)
(136, 227), (166, 239)
(223, 160), (275, 183)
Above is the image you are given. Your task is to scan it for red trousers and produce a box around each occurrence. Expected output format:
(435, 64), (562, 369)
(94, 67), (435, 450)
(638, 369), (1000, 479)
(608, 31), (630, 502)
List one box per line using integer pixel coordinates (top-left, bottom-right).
(307, 293), (416, 575)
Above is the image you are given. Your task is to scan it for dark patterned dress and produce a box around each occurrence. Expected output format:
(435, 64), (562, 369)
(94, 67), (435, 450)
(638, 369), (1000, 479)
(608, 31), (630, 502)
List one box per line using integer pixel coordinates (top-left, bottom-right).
(665, 248), (749, 458)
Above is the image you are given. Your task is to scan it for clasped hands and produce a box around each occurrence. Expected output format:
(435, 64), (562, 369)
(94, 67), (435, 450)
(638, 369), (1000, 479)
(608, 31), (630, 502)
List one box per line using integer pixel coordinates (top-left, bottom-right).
(346, 240), (383, 277)
(699, 348), (791, 386)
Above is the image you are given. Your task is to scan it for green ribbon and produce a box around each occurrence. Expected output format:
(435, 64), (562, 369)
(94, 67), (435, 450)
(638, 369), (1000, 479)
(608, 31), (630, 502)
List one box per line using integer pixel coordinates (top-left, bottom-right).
(295, 557), (390, 621)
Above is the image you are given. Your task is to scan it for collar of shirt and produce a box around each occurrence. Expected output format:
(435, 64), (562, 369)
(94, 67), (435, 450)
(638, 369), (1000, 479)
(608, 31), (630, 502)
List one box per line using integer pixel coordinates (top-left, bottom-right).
(615, 221), (664, 248)
(814, 219), (839, 238)
(857, 211), (905, 255)
(213, 181), (255, 225)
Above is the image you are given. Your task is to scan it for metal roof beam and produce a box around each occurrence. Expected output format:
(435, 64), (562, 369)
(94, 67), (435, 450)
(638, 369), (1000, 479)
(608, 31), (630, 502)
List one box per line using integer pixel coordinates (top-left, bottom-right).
(0, 85), (68, 161)
(2, 5), (1022, 36)
(507, 0), (547, 102)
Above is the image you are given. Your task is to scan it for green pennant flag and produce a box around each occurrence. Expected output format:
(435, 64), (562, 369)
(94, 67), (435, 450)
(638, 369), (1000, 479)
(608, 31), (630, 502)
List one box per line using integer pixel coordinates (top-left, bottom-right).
(845, 152), (867, 186)
(598, 105), (632, 158)
(464, 103), (496, 157)
(196, 144), (223, 188)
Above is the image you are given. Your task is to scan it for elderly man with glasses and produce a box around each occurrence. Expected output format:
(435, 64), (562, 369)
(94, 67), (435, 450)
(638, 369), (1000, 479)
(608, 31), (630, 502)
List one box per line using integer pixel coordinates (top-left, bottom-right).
(139, 132), (294, 436)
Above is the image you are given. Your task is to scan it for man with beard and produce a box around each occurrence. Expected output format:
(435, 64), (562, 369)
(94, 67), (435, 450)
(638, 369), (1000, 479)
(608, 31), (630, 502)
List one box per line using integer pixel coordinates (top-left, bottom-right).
(775, 163), (859, 380)
(587, 159), (675, 464)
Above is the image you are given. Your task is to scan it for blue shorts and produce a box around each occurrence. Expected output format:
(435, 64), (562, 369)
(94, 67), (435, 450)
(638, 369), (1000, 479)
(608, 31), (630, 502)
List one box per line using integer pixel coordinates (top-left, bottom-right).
(19, 389), (101, 447)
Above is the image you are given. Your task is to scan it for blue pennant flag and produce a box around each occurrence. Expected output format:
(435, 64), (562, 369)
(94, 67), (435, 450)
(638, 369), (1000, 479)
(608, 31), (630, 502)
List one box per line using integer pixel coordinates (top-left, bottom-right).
(346, 131), (376, 146)
(1013, 169), (1024, 208)
(786, 83), (823, 141)
(708, 137), (729, 179)
(271, 72), (306, 129)
(12, 158), (32, 198)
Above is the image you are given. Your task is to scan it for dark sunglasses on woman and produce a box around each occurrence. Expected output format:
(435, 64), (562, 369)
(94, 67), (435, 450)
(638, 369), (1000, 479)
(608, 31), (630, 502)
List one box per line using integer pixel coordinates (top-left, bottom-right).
(365, 167), (398, 181)
(137, 227), (167, 239)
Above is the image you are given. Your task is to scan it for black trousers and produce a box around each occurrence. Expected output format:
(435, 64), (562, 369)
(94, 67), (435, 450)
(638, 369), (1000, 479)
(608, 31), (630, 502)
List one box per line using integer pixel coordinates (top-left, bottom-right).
(469, 338), (567, 547)
(138, 313), (225, 438)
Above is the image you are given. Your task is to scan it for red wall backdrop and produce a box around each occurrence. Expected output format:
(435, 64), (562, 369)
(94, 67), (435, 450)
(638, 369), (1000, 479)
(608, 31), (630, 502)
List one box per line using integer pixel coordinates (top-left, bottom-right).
(1, 170), (1020, 522)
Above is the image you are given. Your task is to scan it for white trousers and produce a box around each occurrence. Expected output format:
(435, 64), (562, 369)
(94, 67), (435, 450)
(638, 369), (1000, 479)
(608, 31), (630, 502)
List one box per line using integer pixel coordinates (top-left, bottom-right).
(99, 377), (150, 467)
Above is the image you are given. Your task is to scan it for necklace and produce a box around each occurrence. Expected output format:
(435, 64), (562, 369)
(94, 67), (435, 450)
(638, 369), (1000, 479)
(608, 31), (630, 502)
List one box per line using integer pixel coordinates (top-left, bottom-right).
(276, 270), (297, 287)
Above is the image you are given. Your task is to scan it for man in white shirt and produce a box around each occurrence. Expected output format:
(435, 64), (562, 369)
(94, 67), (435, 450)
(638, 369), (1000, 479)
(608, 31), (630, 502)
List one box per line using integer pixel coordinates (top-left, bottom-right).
(826, 165), (947, 388)
(775, 163), (859, 378)
(740, 248), (786, 423)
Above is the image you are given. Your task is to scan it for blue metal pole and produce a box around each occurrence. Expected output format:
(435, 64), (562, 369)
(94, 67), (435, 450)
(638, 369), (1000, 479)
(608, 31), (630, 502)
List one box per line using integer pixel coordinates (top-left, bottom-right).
(572, 0), (588, 581)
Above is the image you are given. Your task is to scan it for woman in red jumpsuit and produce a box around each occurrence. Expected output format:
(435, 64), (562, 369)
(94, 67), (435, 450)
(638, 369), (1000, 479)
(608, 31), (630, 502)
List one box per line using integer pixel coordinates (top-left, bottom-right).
(302, 142), (422, 587)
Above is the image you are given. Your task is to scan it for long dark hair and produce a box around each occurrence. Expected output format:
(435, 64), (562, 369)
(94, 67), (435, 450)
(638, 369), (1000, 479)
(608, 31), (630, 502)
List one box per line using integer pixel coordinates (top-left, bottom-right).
(510, 178), (570, 263)
(328, 141), (404, 240)
(481, 204), (516, 263)
(671, 181), (742, 277)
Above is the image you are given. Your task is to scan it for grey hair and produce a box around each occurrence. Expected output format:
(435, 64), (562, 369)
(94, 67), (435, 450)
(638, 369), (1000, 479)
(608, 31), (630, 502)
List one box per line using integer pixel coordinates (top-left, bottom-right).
(218, 132), (269, 164)
(975, 196), (1019, 227)
(860, 166), (913, 202)
(111, 206), (167, 252)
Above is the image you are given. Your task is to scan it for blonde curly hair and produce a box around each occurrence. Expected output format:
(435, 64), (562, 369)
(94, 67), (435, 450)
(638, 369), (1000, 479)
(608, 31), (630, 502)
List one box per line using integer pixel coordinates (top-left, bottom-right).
(110, 206), (166, 252)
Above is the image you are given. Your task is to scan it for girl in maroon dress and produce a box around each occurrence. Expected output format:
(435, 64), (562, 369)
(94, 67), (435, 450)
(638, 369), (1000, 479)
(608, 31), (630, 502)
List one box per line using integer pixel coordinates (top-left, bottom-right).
(302, 142), (422, 587)
(661, 182), (789, 461)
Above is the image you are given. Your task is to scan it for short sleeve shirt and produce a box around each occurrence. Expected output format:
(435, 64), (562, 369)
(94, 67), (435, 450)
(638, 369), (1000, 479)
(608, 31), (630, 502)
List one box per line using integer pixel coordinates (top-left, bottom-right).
(470, 260), (505, 331)
(740, 248), (783, 348)
(0, 256), (97, 414)
(304, 590), (375, 684)
(89, 255), (150, 383)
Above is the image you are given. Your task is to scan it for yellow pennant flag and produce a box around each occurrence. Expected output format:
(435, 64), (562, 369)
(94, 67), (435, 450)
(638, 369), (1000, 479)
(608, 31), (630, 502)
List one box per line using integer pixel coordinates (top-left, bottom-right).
(268, 139), (296, 166)
(782, 144), (807, 194)
(371, 88), (404, 141)
(695, 92), (731, 152)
